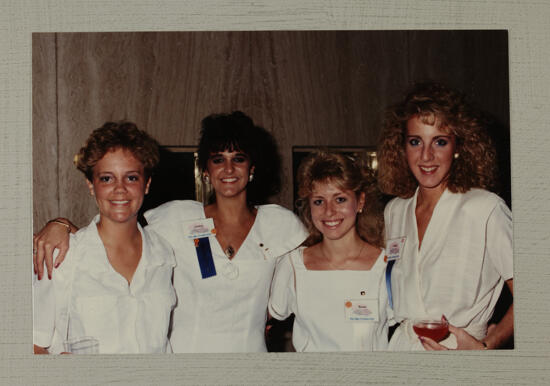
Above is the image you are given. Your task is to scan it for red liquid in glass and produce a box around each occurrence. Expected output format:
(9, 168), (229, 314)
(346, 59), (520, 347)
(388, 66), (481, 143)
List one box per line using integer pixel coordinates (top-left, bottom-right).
(413, 322), (449, 342)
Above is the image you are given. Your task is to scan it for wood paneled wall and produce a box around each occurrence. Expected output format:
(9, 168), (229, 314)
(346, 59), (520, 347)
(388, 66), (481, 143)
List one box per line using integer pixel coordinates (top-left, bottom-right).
(32, 31), (509, 231)
(32, 33), (58, 231)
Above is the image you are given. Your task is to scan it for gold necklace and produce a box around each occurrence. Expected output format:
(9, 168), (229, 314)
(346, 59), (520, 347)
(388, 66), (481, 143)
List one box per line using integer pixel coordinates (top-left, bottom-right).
(322, 242), (365, 269)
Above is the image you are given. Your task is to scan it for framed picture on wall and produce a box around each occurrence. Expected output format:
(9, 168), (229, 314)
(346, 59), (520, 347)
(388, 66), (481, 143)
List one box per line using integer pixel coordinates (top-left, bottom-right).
(140, 146), (212, 225)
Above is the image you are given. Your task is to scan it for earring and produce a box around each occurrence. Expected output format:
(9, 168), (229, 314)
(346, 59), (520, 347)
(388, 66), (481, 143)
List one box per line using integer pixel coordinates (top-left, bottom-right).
(249, 173), (254, 182)
(203, 174), (210, 184)
(454, 153), (459, 159)
(358, 207), (363, 214)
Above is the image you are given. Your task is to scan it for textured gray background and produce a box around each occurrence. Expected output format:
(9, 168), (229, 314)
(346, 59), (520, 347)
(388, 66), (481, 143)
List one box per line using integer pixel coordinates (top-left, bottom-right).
(2, 0), (549, 384)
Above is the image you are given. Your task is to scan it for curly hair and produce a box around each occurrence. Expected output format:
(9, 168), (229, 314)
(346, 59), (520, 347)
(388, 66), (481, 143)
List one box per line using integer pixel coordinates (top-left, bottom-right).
(74, 121), (160, 181)
(377, 82), (497, 198)
(295, 150), (385, 248)
(197, 111), (281, 206)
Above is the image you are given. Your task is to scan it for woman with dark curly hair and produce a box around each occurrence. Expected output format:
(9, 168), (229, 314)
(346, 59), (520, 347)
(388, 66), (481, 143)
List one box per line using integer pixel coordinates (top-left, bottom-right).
(378, 82), (513, 351)
(33, 112), (307, 353)
(142, 111), (306, 352)
(33, 122), (176, 354)
(269, 150), (390, 351)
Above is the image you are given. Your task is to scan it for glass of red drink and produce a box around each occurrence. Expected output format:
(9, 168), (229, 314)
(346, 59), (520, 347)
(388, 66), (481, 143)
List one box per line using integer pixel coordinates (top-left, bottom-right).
(412, 318), (449, 342)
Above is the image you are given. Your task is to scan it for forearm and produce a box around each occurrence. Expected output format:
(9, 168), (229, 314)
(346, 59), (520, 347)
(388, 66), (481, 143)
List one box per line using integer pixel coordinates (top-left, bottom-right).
(483, 279), (514, 349)
(483, 304), (514, 349)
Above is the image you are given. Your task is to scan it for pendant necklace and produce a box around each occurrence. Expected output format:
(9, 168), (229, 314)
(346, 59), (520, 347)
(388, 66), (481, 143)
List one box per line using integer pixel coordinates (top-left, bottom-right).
(224, 245), (235, 259)
(222, 245), (238, 279)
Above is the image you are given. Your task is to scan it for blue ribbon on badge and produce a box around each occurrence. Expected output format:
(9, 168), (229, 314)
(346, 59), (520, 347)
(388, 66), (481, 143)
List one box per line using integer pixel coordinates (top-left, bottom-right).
(385, 259), (395, 309)
(194, 237), (216, 279)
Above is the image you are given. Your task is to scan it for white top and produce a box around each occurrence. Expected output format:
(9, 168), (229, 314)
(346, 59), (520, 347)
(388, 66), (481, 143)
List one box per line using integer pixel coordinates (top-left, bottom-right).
(144, 200), (308, 353)
(268, 247), (390, 352)
(33, 216), (177, 354)
(384, 188), (513, 350)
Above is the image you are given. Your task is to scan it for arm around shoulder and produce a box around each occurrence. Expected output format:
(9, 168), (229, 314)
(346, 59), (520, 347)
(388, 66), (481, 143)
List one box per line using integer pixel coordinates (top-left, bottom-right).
(143, 200), (203, 248)
(259, 204), (308, 253)
(33, 217), (78, 280)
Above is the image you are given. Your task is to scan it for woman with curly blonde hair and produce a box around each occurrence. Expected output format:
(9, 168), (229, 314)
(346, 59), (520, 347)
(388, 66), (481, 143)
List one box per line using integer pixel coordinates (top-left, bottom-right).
(268, 150), (390, 351)
(378, 82), (513, 351)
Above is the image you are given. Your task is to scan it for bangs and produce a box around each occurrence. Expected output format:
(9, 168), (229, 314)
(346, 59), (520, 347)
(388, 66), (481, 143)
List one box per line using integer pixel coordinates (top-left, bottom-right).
(310, 167), (344, 188)
(416, 112), (452, 134)
(311, 177), (349, 194)
(207, 138), (244, 155)
(417, 112), (437, 126)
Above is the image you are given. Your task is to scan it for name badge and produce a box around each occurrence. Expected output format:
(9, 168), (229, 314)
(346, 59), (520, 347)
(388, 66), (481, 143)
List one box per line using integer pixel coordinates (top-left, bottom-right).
(183, 218), (216, 239)
(385, 237), (406, 262)
(183, 218), (217, 279)
(344, 298), (379, 322)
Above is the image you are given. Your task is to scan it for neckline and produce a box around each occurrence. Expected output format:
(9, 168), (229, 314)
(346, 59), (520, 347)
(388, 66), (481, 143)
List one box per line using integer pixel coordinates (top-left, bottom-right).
(299, 246), (385, 272)
(412, 187), (448, 253)
(201, 203), (260, 261)
(91, 217), (146, 286)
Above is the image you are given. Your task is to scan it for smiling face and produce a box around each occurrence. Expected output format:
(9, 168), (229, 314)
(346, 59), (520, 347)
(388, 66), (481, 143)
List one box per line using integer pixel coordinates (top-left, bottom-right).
(405, 115), (457, 195)
(309, 180), (365, 241)
(86, 147), (151, 226)
(205, 150), (254, 200)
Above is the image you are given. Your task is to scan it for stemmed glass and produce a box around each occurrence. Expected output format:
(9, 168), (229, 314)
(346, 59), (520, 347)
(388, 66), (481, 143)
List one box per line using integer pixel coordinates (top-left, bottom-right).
(412, 317), (449, 342)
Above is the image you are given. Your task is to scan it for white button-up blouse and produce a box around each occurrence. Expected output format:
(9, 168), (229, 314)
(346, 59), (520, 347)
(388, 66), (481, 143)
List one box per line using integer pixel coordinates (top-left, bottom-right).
(33, 216), (177, 354)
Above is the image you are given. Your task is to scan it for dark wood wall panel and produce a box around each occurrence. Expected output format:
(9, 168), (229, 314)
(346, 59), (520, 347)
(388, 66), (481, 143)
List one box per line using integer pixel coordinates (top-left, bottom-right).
(55, 32), (258, 225)
(407, 30), (510, 204)
(33, 31), (510, 228)
(145, 32), (253, 144)
(407, 30), (509, 126)
(32, 33), (58, 233)
(249, 31), (411, 203)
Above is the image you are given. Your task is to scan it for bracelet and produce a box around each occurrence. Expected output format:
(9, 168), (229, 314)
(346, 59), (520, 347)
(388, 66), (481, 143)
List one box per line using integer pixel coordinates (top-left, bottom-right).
(48, 219), (71, 233)
(481, 341), (489, 350)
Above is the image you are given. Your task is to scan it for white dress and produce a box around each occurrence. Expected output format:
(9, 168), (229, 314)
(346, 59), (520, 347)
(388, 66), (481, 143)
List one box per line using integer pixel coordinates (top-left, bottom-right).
(268, 247), (390, 352)
(144, 200), (308, 353)
(384, 188), (513, 350)
(33, 216), (177, 354)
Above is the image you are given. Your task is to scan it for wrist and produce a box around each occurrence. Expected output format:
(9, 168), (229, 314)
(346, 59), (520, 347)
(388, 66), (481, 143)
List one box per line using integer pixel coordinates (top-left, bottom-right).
(48, 218), (72, 233)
